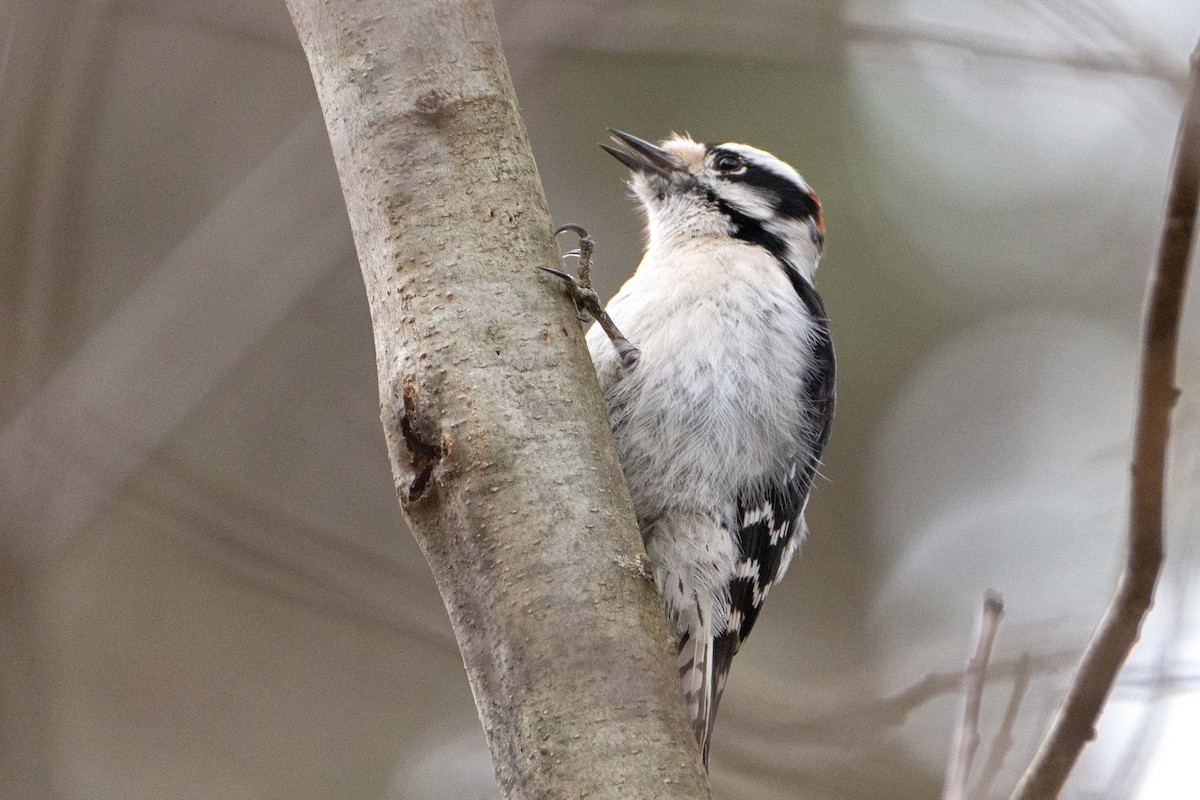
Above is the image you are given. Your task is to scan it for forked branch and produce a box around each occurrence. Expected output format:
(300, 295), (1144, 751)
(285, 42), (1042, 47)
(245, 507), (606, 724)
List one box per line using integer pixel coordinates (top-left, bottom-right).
(1010, 38), (1200, 800)
(943, 592), (1004, 800)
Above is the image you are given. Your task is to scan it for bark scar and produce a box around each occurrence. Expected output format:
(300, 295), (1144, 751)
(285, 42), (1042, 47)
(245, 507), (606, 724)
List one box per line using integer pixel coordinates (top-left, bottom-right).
(415, 88), (453, 120)
(400, 375), (443, 502)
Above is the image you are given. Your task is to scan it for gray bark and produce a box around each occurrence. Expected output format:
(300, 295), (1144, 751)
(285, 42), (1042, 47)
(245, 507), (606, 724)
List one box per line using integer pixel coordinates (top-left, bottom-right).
(284, 0), (712, 797)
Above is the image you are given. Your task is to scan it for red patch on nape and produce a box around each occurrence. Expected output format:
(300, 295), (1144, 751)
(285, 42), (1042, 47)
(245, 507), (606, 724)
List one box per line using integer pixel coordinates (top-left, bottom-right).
(811, 191), (825, 234)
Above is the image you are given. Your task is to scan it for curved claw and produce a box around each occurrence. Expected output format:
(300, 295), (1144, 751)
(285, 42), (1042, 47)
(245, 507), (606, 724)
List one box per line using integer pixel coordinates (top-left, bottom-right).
(538, 265), (576, 282)
(542, 227), (638, 371)
(554, 223), (590, 240)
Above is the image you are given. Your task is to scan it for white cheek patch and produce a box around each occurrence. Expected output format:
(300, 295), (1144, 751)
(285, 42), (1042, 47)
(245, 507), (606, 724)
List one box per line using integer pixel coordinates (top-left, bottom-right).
(765, 216), (822, 280)
(717, 182), (776, 221)
(765, 215), (813, 241)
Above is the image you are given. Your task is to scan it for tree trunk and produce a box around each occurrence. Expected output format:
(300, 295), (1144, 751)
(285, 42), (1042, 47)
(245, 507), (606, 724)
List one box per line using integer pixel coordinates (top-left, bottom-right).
(284, 0), (712, 797)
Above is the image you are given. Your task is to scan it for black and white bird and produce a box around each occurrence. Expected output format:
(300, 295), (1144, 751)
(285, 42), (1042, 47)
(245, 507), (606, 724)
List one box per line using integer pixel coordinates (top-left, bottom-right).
(581, 130), (835, 766)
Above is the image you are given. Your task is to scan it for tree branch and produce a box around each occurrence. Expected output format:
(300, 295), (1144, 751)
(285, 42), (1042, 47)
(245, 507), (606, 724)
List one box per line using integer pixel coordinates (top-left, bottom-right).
(972, 653), (1032, 800)
(1010, 38), (1200, 800)
(283, 0), (710, 797)
(726, 649), (1076, 756)
(943, 592), (1004, 800)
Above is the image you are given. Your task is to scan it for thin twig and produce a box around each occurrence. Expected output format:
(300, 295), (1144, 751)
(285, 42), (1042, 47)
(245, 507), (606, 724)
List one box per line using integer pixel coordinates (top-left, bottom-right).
(944, 592), (1005, 800)
(1010, 38), (1200, 800)
(973, 653), (1033, 800)
(716, 651), (1075, 790)
(737, 649), (1076, 744)
(870, 650), (1072, 730)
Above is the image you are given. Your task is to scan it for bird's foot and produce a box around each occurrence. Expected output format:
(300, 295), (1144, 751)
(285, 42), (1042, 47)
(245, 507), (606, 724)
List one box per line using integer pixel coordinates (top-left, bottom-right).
(541, 224), (640, 370)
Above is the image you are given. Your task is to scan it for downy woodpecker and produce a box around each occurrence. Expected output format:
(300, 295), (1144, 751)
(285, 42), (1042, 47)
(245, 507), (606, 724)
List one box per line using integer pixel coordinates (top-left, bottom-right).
(574, 130), (835, 767)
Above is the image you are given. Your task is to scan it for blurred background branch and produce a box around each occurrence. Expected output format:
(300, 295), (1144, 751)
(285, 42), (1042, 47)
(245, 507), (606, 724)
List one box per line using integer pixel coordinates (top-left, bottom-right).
(973, 653), (1034, 799)
(944, 593), (1005, 800)
(1011, 35), (1200, 800)
(1, 1), (1198, 798)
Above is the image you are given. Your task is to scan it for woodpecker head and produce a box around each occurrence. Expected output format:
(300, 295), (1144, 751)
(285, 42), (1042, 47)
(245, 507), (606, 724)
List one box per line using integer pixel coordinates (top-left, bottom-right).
(602, 129), (824, 274)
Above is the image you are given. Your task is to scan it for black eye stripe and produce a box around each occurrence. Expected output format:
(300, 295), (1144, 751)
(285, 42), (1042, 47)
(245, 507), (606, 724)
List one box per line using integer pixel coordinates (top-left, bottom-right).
(703, 142), (823, 236)
(716, 198), (788, 263)
(738, 165), (820, 222)
(703, 145), (820, 222)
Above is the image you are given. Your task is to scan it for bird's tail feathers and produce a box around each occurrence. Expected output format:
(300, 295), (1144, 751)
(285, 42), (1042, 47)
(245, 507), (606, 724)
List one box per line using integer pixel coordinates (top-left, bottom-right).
(678, 629), (736, 768)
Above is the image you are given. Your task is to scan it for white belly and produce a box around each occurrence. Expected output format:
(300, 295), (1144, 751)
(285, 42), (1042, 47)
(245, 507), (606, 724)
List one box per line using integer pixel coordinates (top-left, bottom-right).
(587, 241), (820, 523)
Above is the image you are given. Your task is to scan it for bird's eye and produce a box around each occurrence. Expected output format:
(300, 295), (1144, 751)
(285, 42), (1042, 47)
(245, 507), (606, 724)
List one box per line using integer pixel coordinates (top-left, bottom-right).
(714, 154), (745, 173)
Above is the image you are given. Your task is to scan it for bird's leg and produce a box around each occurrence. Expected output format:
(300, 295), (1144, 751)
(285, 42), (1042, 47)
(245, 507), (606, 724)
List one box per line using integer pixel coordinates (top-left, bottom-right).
(541, 224), (640, 369)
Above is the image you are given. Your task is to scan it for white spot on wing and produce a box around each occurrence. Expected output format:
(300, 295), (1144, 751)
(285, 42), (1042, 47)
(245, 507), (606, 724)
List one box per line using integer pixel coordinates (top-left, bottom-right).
(734, 558), (759, 579)
(776, 527), (803, 582)
(741, 502), (772, 528)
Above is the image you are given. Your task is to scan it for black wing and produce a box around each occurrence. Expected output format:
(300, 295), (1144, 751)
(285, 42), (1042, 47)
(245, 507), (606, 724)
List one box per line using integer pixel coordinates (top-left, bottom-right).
(707, 273), (835, 756)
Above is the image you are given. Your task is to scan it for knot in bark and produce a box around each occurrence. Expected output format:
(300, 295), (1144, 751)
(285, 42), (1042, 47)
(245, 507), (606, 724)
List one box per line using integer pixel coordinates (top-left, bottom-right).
(415, 88), (454, 120)
(400, 373), (444, 502)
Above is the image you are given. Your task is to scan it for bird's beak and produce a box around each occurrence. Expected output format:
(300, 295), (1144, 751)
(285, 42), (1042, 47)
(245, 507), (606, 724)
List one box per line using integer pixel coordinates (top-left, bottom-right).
(601, 129), (680, 179)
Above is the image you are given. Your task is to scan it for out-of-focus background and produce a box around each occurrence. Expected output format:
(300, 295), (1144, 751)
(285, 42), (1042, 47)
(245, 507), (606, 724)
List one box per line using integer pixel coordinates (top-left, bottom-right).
(2, 1), (1199, 798)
